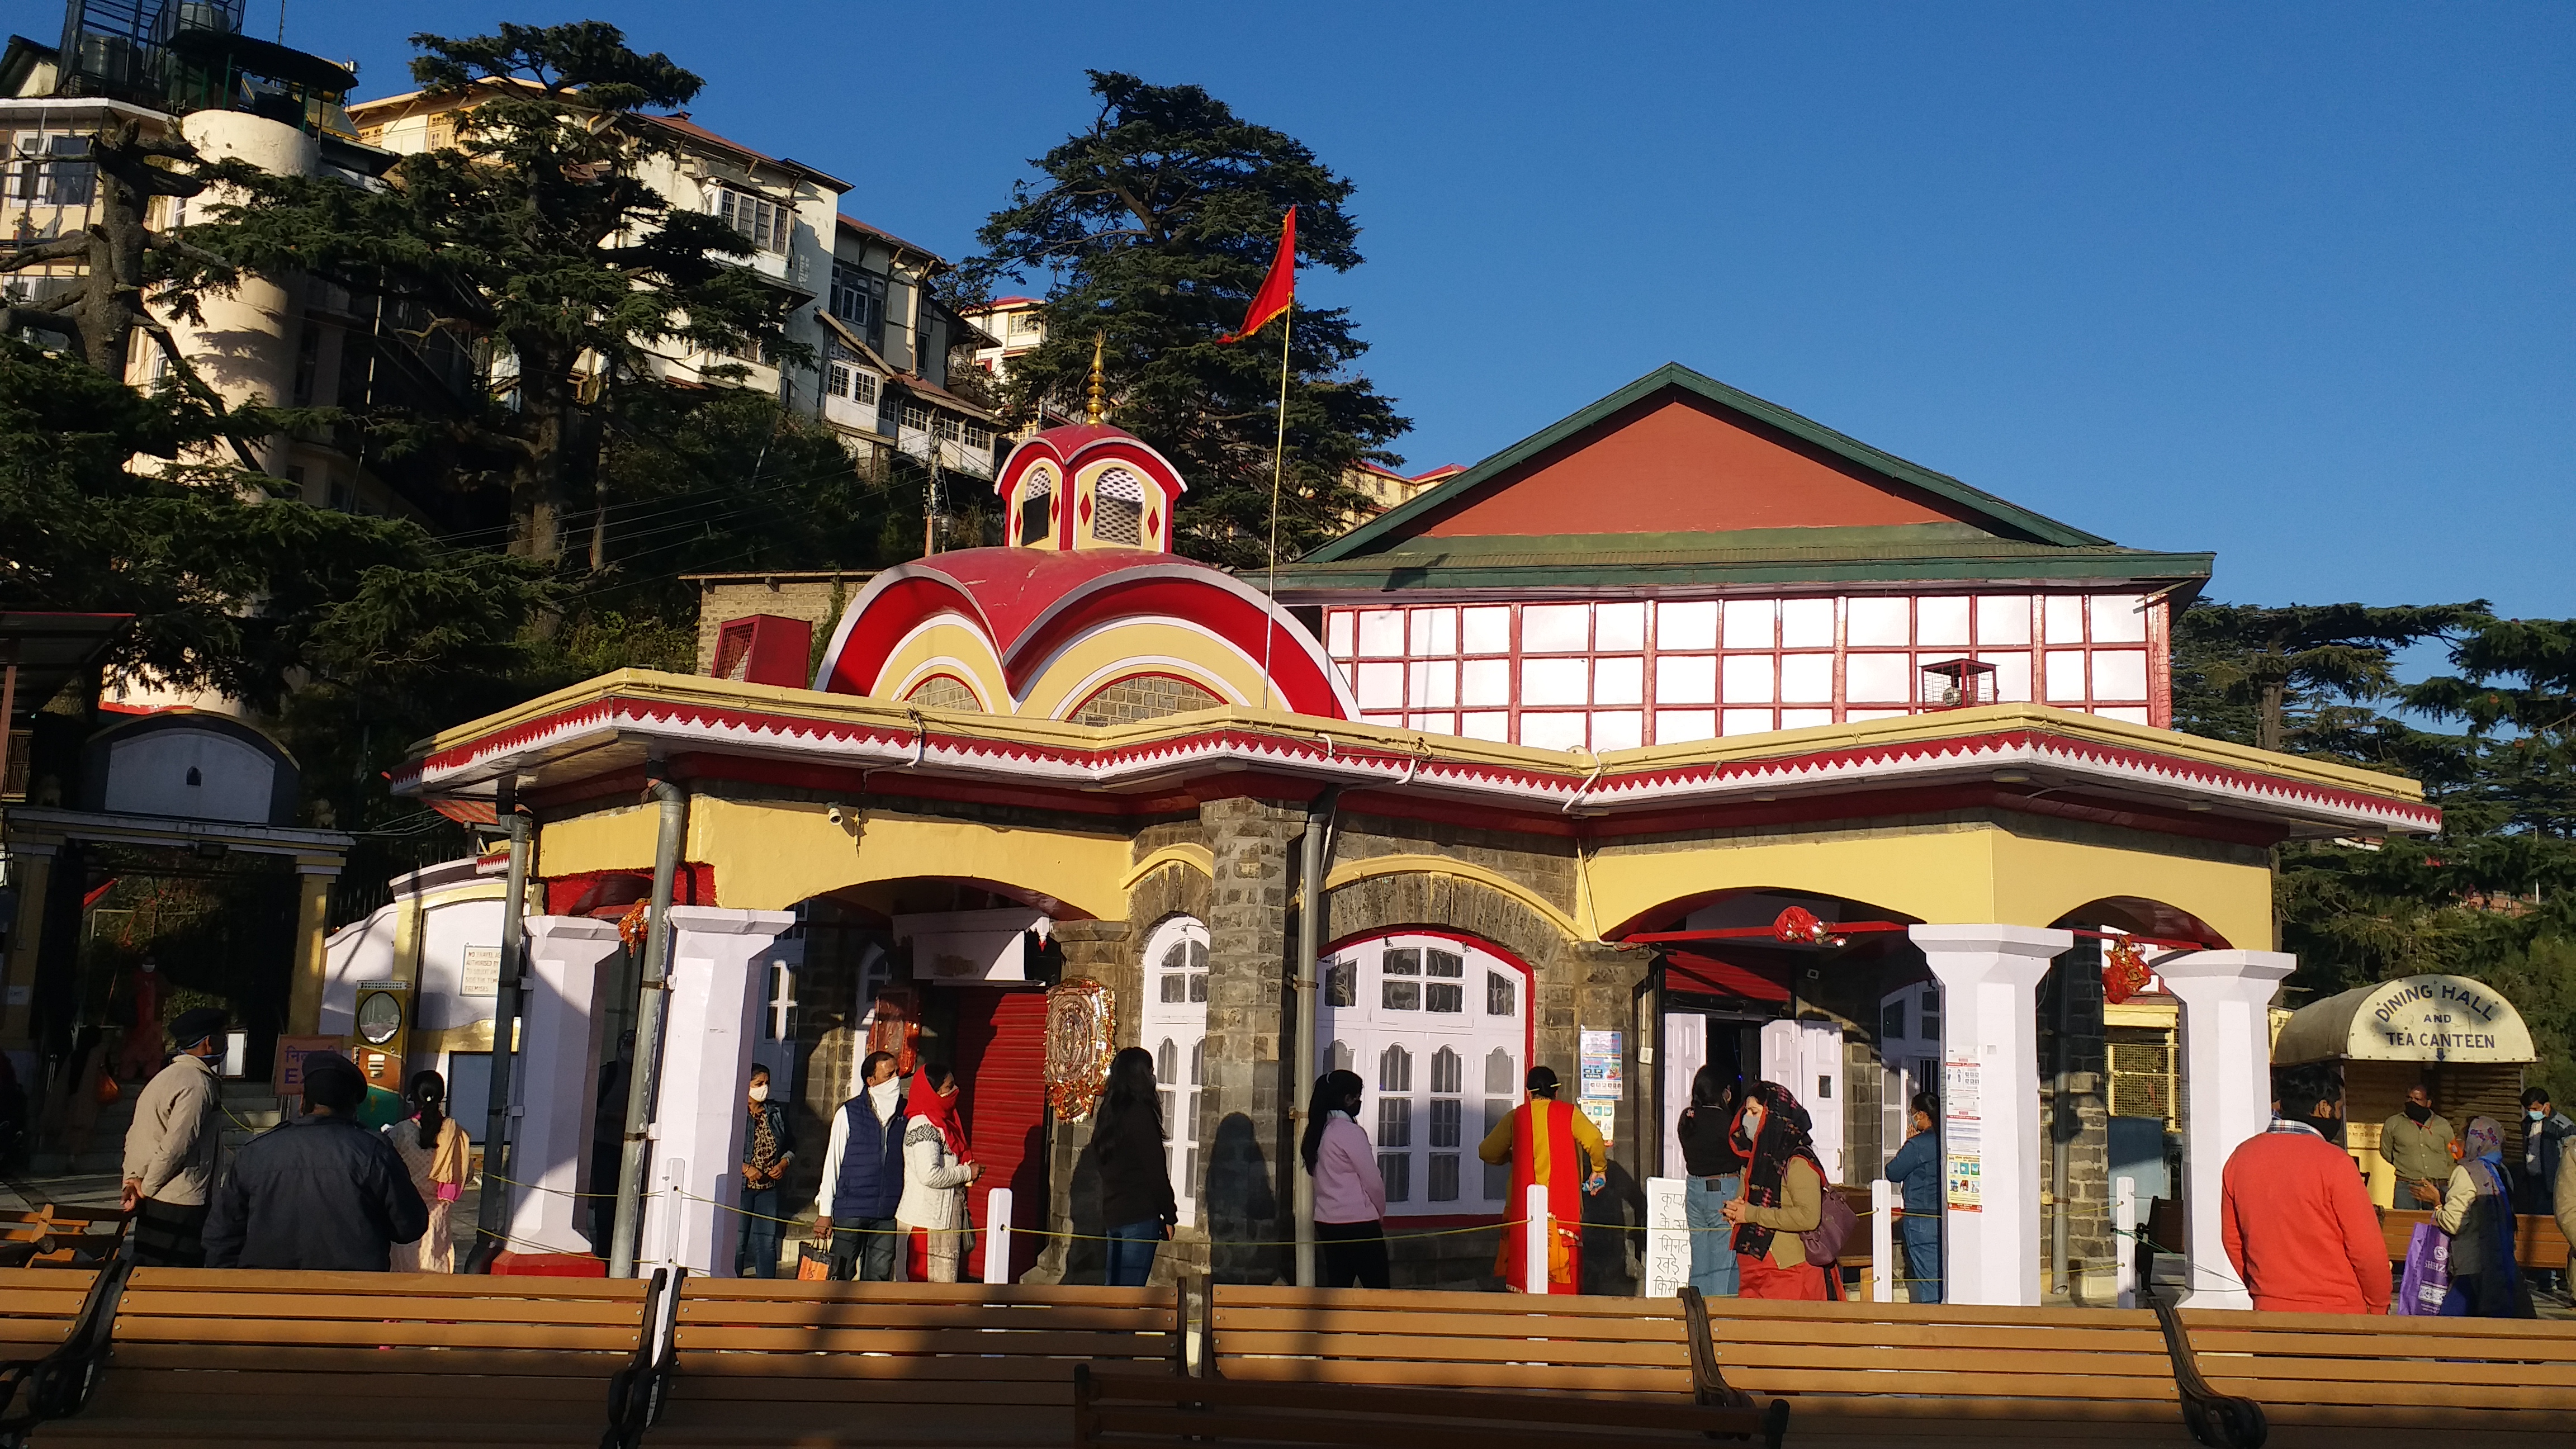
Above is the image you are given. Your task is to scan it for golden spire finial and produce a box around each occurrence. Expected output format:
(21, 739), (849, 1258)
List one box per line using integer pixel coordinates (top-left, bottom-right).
(1085, 332), (1108, 425)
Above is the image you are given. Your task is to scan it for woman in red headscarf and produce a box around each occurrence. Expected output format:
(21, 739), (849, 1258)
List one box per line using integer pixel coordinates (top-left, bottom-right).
(896, 1062), (982, 1281)
(1721, 1081), (1840, 1301)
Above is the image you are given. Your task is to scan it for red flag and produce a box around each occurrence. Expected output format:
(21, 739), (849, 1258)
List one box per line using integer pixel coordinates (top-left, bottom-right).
(1219, 206), (1295, 343)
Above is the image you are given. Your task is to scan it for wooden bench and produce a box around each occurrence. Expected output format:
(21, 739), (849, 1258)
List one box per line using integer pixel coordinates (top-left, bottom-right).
(0, 1211), (119, 1271)
(1073, 1364), (1789, 1448)
(37, 1267), (664, 1446)
(2379, 1209), (2572, 1270)
(2182, 1306), (2576, 1444)
(644, 1280), (1185, 1446)
(1689, 1294), (2222, 1442)
(1205, 1284), (1713, 1398)
(0, 1259), (126, 1443)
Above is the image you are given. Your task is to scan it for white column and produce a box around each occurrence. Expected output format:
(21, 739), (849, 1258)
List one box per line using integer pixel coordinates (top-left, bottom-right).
(1910, 924), (2073, 1308)
(637, 907), (795, 1277)
(1523, 1182), (1549, 1294)
(2157, 949), (2295, 1311)
(1870, 1178), (1895, 1303)
(2115, 1176), (2138, 1309)
(508, 916), (624, 1256)
(983, 1187), (1014, 1285)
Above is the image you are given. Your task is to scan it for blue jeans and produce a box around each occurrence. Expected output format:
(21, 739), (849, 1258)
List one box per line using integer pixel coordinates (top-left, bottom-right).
(1901, 1213), (1942, 1304)
(1105, 1219), (1164, 1287)
(1687, 1176), (1740, 1298)
(829, 1217), (898, 1281)
(735, 1186), (781, 1277)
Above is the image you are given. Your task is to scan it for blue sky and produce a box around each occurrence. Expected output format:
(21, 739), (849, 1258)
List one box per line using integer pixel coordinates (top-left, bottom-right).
(285, 2), (2570, 623)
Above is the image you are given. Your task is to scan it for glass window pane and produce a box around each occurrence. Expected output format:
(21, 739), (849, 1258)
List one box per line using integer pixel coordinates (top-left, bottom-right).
(2043, 595), (2086, 643)
(1483, 1098), (1512, 1200)
(1460, 711), (1510, 742)
(1486, 1049), (1517, 1095)
(2096, 705), (2150, 724)
(1521, 604), (1589, 653)
(1656, 654), (1716, 705)
(1848, 596), (1908, 647)
(1381, 1152), (1411, 1204)
(1781, 708), (1834, 730)
(1432, 1047), (1463, 1093)
(1521, 658), (1588, 707)
(1722, 599), (1775, 650)
(1460, 658), (1511, 706)
(1655, 709), (1716, 744)
(1781, 598), (1836, 647)
(1720, 655), (1774, 704)
(1378, 1094), (1412, 1145)
(1593, 656), (1644, 706)
(1409, 607), (1458, 656)
(1486, 972), (1517, 1016)
(1521, 713), (1587, 750)
(1426, 982), (1464, 1013)
(1462, 606), (1512, 655)
(1846, 653), (1911, 703)
(1595, 601), (1645, 651)
(1327, 1040), (1353, 1074)
(1658, 600), (1718, 652)
(1590, 711), (1642, 751)
(1916, 595), (1971, 647)
(1382, 979), (1420, 1011)
(1160, 973), (1187, 1002)
(2092, 650), (2148, 702)
(1325, 960), (1355, 1007)
(1358, 609), (1405, 657)
(1429, 1153), (1460, 1202)
(1721, 709), (1775, 736)
(1424, 950), (1463, 978)
(1779, 653), (1834, 704)
(1882, 999), (1906, 1040)
(1157, 1039), (1177, 1084)
(1384, 948), (1422, 976)
(1409, 659), (1458, 709)
(2091, 594), (2148, 644)
(1325, 610), (1355, 656)
(1356, 661), (1404, 709)
(1190, 1040), (1204, 1087)
(1188, 972), (1208, 1003)
(1977, 595), (2030, 646)
(1408, 712), (1456, 736)
(2045, 649), (2089, 702)
(1980, 651), (2033, 702)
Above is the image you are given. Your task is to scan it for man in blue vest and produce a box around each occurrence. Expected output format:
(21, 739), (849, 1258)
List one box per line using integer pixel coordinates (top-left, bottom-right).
(812, 1050), (906, 1281)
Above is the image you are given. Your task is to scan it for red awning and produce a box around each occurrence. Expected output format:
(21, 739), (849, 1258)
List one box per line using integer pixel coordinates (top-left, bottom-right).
(1662, 951), (1791, 1003)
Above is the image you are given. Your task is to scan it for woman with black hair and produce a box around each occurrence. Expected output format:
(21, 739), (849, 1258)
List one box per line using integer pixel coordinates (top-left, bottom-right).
(1089, 1046), (1176, 1287)
(1719, 1080), (1836, 1301)
(1303, 1069), (1388, 1288)
(1675, 1066), (1742, 1298)
(384, 1068), (469, 1272)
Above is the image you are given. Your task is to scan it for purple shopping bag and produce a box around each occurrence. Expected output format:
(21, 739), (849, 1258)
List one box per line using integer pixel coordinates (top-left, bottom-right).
(2395, 1220), (2450, 1315)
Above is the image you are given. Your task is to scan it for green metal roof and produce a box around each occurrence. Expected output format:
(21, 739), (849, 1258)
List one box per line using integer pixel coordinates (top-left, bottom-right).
(1306, 363), (2126, 566)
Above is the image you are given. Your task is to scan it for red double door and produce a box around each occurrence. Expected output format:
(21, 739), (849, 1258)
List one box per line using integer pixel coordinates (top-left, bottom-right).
(948, 986), (1049, 1282)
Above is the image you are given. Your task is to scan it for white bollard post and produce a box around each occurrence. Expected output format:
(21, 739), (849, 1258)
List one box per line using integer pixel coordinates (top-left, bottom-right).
(2114, 1177), (2137, 1309)
(983, 1187), (1013, 1286)
(1524, 1183), (1550, 1294)
(1871, 1179), (1895, 1304)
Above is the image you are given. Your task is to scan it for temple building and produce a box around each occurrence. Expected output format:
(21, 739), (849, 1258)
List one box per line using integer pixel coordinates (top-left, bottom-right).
(364, 364), (2436, 1305)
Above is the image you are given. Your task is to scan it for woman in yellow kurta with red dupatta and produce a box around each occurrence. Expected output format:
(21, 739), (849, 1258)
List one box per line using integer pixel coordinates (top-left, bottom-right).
(1478, 1066), (1607, 1293)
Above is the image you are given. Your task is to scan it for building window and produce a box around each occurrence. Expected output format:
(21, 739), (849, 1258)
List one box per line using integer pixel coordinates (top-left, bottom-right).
(962, 423), (992, 451)
(1011, 311), (1041, 336)
(830, 261), (886, 332)
(1140, 916), (1208, 1225)
(1093, 466), (1144, 545)
(7, 135), (95, 206)
(901, 402), (932, 434)
(1317, 932), (1526, 1218)
(1019, 467), (1055, 546)
(712, 185), (790, 252)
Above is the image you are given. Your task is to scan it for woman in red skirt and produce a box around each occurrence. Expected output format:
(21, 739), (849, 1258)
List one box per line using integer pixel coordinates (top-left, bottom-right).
(1721, 1081), (1840, 1301)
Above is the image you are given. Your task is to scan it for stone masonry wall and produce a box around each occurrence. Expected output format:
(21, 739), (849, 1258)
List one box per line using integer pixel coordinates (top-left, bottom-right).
(1198, 795), (1304, 1285)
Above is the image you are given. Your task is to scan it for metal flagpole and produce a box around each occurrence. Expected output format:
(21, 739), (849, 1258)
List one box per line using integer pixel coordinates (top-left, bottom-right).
(1259, 300), (1292, 709)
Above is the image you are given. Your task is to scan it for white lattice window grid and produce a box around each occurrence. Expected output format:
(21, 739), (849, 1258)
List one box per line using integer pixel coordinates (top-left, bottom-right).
(1317, 933), (1524, 1215)
(1140, 916), (1208, 1226)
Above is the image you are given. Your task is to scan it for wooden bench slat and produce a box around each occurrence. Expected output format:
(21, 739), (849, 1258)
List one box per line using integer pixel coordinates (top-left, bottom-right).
(120, 1267), (647, 1299)
(677, 1301), (1172, 1330)
(111, 1291), (645, 1327)
(1215, 1330), (1685, 1368)
(106, 1320), (643, 1351)
(673, 1325), (1169, 1355)
(1207, 1306), (1685, 1342)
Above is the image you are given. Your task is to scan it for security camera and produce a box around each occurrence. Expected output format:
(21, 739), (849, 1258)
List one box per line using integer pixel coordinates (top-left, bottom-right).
(827, 804), (848, 827)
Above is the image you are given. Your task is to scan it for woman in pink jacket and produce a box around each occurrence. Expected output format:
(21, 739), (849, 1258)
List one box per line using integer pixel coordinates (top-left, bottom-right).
(1301, 1069), (1388, 1288)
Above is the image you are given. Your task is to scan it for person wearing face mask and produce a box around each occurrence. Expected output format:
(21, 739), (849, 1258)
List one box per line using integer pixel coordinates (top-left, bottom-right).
(897, 1062), (982, 1282)
(2381, 1085), (2452, 1209)
(2517, 1090), (2573, 1298)
(736, 1064), (795, 1277)
(2437, 1116), (2536, 1317)
(2218, 1060), (2389, 1314)
(1478, 1066), (1607, 1294)
(1718, 1081), (1836, 1301)
(813, 1051), (907, 1281)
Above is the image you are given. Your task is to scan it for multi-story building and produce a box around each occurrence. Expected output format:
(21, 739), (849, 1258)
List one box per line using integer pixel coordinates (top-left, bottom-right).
(348, 95), (1003, 481)
(959, 294), (1046, 383)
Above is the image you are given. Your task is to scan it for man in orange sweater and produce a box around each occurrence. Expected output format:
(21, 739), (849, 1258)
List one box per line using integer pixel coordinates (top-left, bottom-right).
(2220, 1060), (2390, 1314)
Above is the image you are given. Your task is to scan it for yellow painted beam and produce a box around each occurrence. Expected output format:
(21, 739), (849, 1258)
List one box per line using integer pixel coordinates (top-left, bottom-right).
(685, 794), (1131, 919)
(1123, 843), (1215, 889)
(536, 803), (659, 878)
(286, 864), (334, 1035)
(1321, 854), (1584, 943)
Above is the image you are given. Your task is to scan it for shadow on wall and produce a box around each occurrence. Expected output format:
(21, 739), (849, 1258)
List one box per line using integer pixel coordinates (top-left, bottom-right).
(1206, 1112), (1278, 1284)
(1585, 1159), (1645, 1296)
(1063, 1138), (1105, 1285)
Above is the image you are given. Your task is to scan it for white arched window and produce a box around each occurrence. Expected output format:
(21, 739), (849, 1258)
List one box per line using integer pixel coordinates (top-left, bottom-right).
(1139, 916), (1209, 1225)
(1093, 466), (1144, 545)
(1318, 932), (1526, 1216)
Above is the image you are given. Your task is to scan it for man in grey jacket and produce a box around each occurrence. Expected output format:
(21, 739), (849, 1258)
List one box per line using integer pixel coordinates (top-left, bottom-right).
(120, 1007), (227, 1266)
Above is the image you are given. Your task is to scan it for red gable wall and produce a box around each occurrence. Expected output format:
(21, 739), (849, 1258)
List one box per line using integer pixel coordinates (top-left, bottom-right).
(1413, 393), (1987, 538)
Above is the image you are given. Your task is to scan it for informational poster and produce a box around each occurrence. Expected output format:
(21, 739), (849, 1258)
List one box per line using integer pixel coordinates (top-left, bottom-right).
(1581, 1098), (1620, 1146)
(1580, 1029), (1623, 1098)
(461, 945), (501, 997)
(1642, 1176), (1690, 1298)
(1943, 1058), (1982, 1212)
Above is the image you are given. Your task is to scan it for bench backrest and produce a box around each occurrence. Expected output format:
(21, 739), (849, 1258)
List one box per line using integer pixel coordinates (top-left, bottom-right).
(106, 1268), (652, 1374)
(1208, 1285), (1696, 1396)
(2180, 1306), (2576, 1417)
(2379, 1209), (2572, 1269)
(1698, 1298), (2185, 1408)
(0, 1268), (97, 1364)
(669, 1280), (1182, 1376)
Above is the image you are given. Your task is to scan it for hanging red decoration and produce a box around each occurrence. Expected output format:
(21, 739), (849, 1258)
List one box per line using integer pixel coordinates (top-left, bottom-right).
(2103, 937), (2153, 1005)
(1772, 907), (1830, 945)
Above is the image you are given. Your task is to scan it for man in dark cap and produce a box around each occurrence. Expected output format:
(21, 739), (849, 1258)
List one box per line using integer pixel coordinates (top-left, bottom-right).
(120, 1006), (228, 1266)
(203, 1051), (427, 1271)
